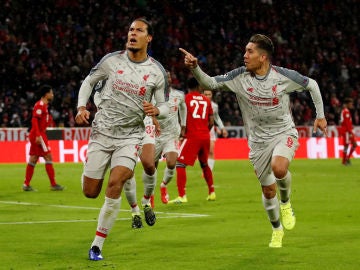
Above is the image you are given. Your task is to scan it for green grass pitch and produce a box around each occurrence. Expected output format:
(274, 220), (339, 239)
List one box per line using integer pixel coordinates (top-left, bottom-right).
(0, 159), (359, 270)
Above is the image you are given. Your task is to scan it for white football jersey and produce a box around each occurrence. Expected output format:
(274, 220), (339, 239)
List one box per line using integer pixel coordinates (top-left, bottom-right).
(78, 50), (169, 139)
(193, 65), (325, 143)
(157, 87), (186, 137)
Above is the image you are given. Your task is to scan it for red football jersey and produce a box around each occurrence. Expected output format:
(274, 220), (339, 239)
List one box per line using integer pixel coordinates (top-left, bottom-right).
(340, 107), (353, 133)
(29, 100), (51, 137)
(185, 91), (213, 138)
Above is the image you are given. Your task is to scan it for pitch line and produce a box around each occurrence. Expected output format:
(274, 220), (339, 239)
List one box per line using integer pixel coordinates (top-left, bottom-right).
(0, 200), (209, 225)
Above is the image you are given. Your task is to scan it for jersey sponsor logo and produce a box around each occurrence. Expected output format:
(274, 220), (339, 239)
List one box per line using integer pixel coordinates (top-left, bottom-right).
(247, 93), (276, 107)
(113, 79), (145, 96)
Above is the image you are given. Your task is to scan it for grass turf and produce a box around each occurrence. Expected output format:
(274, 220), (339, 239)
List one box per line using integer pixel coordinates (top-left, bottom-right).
(0, 159), (359, 270)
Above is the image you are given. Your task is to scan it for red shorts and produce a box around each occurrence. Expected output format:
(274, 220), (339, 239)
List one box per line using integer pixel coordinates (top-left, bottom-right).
(29, 133), (51, 156)
(177, 137), (210, 166)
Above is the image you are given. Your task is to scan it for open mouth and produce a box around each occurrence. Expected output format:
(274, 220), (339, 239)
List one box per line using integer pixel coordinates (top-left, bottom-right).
(129, 38), (137, 45)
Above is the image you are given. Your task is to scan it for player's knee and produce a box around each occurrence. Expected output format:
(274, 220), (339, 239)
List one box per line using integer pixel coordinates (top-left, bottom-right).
(143, 166), (155, 175)
(142, 160), (155, 175)
(262, 184), (276, 199)
(83, 188), (100, 198)
(166, 160), (176, 169)
(272, 163), (288, 179)
(82, 176), (102, 198)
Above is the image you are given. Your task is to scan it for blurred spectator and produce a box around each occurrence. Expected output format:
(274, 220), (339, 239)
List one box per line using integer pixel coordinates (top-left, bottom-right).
(0, 0), (359, 128)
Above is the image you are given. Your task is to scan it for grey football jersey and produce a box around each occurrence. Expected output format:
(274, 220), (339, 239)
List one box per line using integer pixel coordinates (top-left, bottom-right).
(158, 88), (186, 137)
(78, 50), (169, 138)
(211, 101), (225, 129)
(192, 65), (325, 143)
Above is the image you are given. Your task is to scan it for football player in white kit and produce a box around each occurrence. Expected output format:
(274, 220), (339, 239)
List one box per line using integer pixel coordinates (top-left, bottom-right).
(76, 18), (169, 260)
(94, 89), (157, 229)
(125, 70), (187, 207)
(203, 89), (228, 172)
(157, 71), (187, 204)
(180, 34), (327, 248)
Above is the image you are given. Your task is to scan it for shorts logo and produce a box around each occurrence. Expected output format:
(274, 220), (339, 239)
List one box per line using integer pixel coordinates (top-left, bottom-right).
(286, 137), (293, 148)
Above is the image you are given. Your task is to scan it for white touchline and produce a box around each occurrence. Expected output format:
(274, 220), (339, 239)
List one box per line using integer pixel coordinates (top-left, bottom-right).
(0, 200), (209, 225)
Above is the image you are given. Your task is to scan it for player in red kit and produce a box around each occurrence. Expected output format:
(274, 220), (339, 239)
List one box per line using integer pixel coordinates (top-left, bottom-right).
(23, 85), (64, 191)
(340, 98), (358, 165)
(168, 78), (215, 204)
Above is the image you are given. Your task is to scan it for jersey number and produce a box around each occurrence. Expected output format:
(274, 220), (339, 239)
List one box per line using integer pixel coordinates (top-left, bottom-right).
(190, 100), (207, 119)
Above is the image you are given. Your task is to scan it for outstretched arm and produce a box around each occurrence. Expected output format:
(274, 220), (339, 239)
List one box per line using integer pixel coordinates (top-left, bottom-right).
(179, 48), (198, 69)
(306, 78), (328, 137)
(313, 118), (328, 137)
(179, 48), (219, 90)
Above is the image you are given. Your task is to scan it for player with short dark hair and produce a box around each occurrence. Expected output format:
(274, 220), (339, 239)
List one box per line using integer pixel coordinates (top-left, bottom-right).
(75, 18), (169, 261)
(340, 98), (358, 165)
(22, 85), (64, 191)
(180, 33), (327, 248)
(168, 77), (215, 204)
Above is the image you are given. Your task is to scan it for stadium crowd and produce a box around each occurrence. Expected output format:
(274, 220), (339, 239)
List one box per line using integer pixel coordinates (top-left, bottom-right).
(0, 0), (359, 128)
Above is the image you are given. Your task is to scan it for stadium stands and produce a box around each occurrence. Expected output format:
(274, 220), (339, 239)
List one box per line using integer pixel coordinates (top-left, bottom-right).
(0, 0), (359, 127)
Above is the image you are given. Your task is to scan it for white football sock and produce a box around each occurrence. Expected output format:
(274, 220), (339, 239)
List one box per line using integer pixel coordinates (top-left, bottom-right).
(91, 196), (121, 250)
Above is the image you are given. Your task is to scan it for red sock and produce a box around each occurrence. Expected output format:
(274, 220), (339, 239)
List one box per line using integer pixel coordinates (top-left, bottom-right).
(45, 163), (56, 186)
(348, 146), (356, 159)
(24, 163), (35, 186)
(202, 166), (215, 194)
(342, 150), (347, 163)
(176, 166), (187, 197)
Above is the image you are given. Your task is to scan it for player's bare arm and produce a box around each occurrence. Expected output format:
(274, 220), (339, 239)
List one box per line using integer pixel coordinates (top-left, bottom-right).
(179, 48), (198, 69)
(152, 116), (161, 137)
(75, 106), (90, 125)
(221, 128), (229, 138)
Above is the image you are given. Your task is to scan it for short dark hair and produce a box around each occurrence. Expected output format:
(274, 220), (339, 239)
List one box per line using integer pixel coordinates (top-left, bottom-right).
(249, 34), (274, 59)
(38, 84), (53, 98)
(187, 77), (199, 89)
(133, 17), (153, 36)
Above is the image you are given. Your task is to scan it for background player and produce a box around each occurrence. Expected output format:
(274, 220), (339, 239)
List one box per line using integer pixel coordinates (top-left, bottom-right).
(157, 70), (187, 204)
(340, 98), (358, 165)
(22, 85), (64, 192)
(168, 78), (215, 204)
(203, 89), (228, 172)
